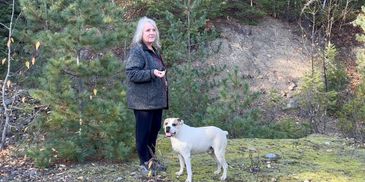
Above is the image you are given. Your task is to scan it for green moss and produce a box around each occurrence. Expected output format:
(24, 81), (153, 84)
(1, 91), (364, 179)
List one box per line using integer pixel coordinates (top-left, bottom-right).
(156, 134), (365, 182)
(35, 134), (365, 182)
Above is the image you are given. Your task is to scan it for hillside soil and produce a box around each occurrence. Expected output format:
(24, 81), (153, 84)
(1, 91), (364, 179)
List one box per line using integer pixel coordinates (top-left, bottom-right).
(207, 17), (312, 93)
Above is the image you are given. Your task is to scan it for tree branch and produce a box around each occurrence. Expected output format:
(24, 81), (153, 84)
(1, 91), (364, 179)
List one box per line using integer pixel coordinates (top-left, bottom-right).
(11, 11), (23, 35)
(0, 22), (9, 30)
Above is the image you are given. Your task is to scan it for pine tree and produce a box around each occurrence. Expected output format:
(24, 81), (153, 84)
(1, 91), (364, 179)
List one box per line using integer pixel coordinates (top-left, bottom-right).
(337, 7), (365, 142)
(0, 1), (21, 77)
(18, 0), (134, 166)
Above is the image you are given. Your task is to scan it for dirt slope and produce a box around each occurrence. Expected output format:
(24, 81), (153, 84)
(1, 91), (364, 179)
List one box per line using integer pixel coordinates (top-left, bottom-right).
(207, 17), (311, 94)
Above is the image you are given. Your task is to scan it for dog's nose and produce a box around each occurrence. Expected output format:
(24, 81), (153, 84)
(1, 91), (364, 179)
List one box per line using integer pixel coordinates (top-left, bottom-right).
(165, 126), (170, 132)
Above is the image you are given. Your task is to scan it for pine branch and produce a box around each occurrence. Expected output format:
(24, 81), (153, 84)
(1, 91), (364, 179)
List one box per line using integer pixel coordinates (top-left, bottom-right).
(61, 69), (80, 77)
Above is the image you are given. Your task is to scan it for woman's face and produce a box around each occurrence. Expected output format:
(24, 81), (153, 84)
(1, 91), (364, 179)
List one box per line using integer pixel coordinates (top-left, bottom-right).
(142, 23), (156, 46)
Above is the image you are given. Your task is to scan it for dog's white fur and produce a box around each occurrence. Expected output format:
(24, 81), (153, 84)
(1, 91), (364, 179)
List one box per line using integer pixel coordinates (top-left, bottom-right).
(163, 118), (228, 182)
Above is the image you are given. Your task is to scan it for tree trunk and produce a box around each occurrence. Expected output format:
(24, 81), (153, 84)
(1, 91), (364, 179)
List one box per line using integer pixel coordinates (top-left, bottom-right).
(1, 0), (15, 150)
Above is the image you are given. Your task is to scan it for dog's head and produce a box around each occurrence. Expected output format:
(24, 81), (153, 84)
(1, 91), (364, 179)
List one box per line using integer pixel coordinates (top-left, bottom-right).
(163, 118), (184, 137)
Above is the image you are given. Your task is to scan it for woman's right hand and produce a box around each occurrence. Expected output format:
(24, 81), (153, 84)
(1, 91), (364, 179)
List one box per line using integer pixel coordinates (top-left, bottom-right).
(153, 69), (166, 78)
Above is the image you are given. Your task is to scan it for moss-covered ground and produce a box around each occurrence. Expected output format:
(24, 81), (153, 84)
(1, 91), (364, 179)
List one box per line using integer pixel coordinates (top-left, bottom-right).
(9, 134), (364, 182)
(155, 134), (365, 182)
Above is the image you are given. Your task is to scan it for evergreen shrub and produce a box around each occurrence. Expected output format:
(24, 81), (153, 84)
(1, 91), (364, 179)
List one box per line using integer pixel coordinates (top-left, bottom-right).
(271, 117), (311, 138)
(324, 43), (349, 93)
(202, 68), (260, 138)
(298, 70), (339, 133)
(337, 9), (365, 142)
(166, 63), (226, 127)
(222, 0), (266, 25)
(19, 0), (134, 167)
(0, 1), (22, 77)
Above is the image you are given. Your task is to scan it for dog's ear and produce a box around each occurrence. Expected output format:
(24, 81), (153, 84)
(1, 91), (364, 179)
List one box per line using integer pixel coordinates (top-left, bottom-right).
(177, 118), (184, 125)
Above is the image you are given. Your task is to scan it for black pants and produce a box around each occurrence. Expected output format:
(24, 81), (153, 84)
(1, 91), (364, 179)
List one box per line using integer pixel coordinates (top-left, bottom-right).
(134, 109), (163, 165)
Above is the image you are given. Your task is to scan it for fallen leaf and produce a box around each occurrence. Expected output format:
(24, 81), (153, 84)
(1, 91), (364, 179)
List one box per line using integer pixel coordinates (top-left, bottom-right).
(6, 80), (11, 88)
(7, 39), (11, 48)
(93, 88), (97, 96)
(35, 41), (41, 50)
(25, 61), (30, 69)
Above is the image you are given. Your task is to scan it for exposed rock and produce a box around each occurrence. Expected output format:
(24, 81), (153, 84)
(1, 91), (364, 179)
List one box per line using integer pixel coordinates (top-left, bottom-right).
(284, 98), (299, 110)
(288, 81), (297, 91)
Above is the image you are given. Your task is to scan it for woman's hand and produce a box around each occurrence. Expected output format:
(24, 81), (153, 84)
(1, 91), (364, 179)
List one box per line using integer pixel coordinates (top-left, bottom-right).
(153, 69), (166, 78)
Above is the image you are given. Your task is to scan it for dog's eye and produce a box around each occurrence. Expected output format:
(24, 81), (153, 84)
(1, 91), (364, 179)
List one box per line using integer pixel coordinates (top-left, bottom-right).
(172, 123), (177, 127)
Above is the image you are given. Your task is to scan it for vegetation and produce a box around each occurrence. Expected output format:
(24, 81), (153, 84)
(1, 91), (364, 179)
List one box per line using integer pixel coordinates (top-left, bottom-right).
(0, 0), (364, 171)
(14, 0), (134, 167)
(4, 134), (364, 181)
(159, 134), (365, 182)
(337, 7), (365, 142)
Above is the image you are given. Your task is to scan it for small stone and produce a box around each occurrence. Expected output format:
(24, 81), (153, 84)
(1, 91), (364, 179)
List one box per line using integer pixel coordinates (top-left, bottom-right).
(248, 147), (257, 152)
(264, 153), (281, 161)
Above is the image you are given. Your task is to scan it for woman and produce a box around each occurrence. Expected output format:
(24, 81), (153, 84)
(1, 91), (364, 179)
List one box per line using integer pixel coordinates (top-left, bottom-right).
(125, 16), (168, 174)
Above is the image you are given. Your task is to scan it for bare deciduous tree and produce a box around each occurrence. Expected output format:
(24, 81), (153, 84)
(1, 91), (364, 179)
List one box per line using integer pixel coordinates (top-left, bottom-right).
(1, 0), (15, 149)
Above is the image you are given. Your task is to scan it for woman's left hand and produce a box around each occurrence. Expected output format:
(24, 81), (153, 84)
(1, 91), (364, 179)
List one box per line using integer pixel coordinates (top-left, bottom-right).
(153, 69), (166, 78)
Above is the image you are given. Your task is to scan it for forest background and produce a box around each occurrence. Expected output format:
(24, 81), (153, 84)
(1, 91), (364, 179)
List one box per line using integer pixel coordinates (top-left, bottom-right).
(1, 0), (365, 181)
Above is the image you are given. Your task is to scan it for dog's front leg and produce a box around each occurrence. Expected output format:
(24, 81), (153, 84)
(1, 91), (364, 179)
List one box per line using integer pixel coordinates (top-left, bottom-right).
(176, 154), (184, 176)
(182, 153), (192, 182)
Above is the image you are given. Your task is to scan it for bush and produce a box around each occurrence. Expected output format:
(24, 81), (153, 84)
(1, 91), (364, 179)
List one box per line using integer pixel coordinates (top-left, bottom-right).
(258, 0), (303, 21)
(27, 146), (53, 168)
(223, 0), (266, 25)
(0, 1), (23, 78)
(165, 62), (226, 126)
(271, 117), (311, 138)
(202, 68), (260, 138)
(337, 9), (365, 142)
(298, 70), (339, 133)
(337, 89), (365, 141)
(324, 43), (349, 92)
(19, 0), (134, 167)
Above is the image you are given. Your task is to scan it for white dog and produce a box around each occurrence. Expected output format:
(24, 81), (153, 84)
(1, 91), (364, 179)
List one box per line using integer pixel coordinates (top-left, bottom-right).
(163, 118), (228, 182)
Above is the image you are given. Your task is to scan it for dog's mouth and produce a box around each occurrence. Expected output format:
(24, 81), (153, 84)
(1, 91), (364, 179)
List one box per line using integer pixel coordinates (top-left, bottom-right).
(165, 132), (176, 137)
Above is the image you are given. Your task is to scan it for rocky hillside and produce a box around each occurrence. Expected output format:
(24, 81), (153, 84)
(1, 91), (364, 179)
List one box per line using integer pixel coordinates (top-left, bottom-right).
(207, 17), (311, 95)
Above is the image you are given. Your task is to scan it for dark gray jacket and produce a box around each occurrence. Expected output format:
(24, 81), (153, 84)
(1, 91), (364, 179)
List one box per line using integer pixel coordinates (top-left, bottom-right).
(125, 43), (168, 110)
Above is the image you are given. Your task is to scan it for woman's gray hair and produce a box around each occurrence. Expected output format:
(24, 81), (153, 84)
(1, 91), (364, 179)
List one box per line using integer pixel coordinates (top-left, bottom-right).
(131, 16), (161, 49)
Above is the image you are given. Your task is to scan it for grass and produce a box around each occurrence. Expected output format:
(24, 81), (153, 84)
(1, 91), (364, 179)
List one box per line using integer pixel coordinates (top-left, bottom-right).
(157, 134), (365, 182)
(16, 134), (364, 182)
